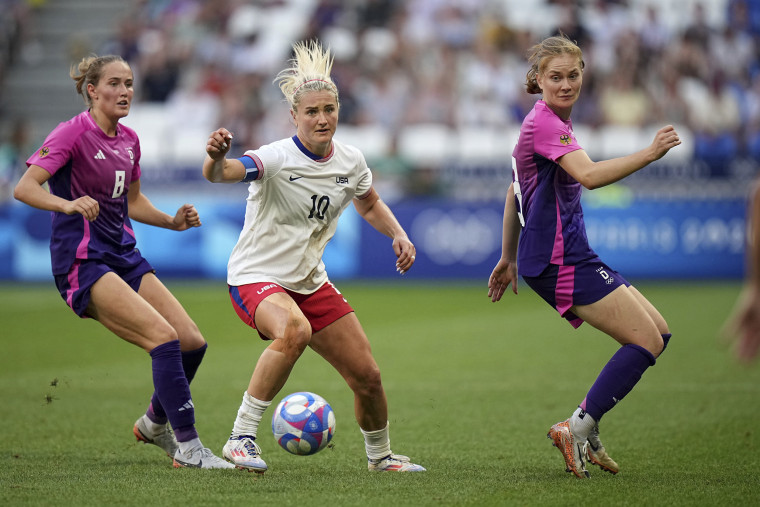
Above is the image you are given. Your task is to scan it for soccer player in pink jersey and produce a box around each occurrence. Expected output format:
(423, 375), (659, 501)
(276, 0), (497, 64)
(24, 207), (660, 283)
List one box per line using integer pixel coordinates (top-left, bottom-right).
(14, 55), (233, 469)
(487, 35), (681, 478)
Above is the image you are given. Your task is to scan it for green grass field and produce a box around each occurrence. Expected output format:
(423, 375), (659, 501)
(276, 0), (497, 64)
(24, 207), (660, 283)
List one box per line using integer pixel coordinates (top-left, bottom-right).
(1, 280), (758, 506)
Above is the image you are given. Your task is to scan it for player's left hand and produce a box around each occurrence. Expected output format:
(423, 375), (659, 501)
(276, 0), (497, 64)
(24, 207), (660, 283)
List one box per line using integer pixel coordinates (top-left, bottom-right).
(173, 203), (202, 230)
(393, 237), (416, 275)
(488, 258), (518, 302)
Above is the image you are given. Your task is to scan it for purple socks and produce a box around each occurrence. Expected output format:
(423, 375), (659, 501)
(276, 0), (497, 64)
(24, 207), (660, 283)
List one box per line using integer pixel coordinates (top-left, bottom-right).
(581, 343), (656, 422)
(146, 343), (207, 426)
(149, 340), (198, 442)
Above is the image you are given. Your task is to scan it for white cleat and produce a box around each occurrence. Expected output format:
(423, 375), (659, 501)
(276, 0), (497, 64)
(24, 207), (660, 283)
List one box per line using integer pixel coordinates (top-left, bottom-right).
(368, 453), (426, 472)
(133, 416), (178, 458)
(586, 423), (619, 474)
(173, 446), (236, 469)
(222, 435), (268, 473)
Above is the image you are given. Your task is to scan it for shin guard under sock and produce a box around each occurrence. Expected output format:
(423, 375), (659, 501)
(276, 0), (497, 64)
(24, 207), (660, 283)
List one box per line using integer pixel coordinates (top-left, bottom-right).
(150, 340), (197, 442)
(582, 343), (656, 422)
(147, 343), (207, 424)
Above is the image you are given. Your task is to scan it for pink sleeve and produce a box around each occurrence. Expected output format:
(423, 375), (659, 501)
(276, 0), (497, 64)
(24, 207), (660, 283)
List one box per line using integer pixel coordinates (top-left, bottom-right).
(26, 122), (76, 175)
(533, 115), (582, 162)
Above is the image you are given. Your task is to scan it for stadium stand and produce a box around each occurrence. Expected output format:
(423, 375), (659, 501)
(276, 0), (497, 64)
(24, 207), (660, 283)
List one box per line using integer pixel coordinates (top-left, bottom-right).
(1, 0), (758, 202)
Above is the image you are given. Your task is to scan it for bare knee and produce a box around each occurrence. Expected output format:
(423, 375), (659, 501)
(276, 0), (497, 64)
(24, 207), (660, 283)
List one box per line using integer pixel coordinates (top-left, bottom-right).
(272, 317), (311, 362)
(349, 363), (384, 399)
(176, 319), (206, 351)
(144, 320), (179, 351)
(651, 319), (670, 357)
(643, 332), (665, 358)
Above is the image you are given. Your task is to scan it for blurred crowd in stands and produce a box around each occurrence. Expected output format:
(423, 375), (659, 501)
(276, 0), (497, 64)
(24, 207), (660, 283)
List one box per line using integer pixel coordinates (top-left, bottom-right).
(2, 0), (760, 201)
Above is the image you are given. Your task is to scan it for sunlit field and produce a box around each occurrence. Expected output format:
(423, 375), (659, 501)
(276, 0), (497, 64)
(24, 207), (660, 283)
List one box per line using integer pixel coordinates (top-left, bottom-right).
(2, 280), (758, 506)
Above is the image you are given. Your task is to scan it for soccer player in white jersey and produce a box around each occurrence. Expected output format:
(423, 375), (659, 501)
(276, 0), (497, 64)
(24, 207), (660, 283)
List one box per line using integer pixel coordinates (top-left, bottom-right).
(203, 40), (425, 473)
(14, 55), (233, 469)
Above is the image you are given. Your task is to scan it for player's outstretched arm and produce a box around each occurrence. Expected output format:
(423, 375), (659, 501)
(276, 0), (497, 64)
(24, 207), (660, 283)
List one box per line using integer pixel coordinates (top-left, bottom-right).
(559, 125), (681, 190)
(354, 187), (416, 275)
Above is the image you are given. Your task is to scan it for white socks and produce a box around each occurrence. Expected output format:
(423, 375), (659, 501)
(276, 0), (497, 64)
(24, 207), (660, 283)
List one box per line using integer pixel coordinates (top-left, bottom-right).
(231, 391), (271, 438)
(178, 437), (202, 454)
(361, 422), (391, 461)
(570, 406), (595, 440)
(141, 414), (166, 437)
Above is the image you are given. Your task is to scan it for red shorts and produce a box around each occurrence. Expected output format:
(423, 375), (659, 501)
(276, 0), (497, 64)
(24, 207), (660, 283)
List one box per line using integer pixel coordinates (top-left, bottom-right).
(228, 281), (354, 340)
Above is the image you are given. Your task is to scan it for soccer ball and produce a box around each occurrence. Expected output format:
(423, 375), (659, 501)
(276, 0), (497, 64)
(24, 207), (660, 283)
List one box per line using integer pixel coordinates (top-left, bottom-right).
(272, 392), (335, 455)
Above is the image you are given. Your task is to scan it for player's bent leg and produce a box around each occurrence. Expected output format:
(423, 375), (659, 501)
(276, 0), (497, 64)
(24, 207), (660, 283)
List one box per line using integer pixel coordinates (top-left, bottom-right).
(137, 273), (210, 431)
(573, 285), (664, 357)
(87, 272), (178, 351)
(310, 314), (425, 472)
(137, 272), (206, 351)
(246, 295), (312, 401)
(248, 308), (311, 401)
(219, 293), (308, 473)
(628, 285), (672, 353)
(309, 313), (387, 429)
(628, 286), (669, 336)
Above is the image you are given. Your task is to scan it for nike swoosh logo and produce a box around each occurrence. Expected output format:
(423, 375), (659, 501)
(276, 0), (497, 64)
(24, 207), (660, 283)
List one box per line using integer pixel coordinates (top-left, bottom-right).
(289, 175), (303, 181)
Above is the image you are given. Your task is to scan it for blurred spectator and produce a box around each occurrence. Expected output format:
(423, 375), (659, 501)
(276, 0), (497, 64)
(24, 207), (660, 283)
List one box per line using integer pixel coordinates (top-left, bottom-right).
(683, 2), (714, 51)
(728, 0), (760, 36)
(687, 71), (743, 175)
(648, 66), (690, 127)
(0, 0), (32, 85)
(638, 5), (670, 65)
(0, 119), (30, 203)
(6, 0), (755, 200)
(598, 70), (652, 127)
(552, 4), (593, 49)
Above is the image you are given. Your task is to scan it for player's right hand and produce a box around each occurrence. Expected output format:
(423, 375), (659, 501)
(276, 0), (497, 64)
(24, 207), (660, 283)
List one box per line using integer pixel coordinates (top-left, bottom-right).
(650, 125), (681, 161)
(65, 196), (99, 221)
(207, 128), (234, 160)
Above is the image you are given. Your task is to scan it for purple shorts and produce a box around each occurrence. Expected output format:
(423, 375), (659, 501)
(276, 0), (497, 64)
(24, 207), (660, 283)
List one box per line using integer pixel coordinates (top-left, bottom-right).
(54, 257), (154, 317)
(522, 258), (630, 329)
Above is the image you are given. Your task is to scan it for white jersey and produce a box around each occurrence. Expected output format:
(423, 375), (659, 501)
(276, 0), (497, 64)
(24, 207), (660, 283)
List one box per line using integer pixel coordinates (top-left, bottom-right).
(227, 135), (373, 293)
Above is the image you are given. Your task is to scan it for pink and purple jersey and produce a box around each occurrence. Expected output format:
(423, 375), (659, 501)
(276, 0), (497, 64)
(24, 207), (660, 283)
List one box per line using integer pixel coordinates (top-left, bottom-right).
(26, 111), (142, 276)
(512, 100), (597, 277)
